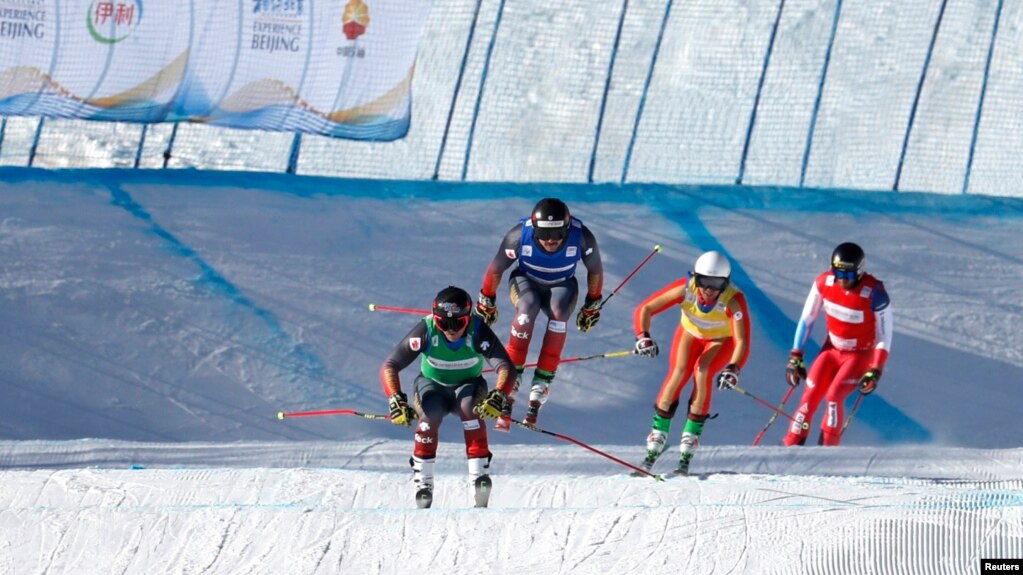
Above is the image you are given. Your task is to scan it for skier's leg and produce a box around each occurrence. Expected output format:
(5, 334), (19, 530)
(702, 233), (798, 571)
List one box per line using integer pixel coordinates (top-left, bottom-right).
(410, 376), (454, 506)
(505, 273), (542, 367)
(782, 349), (839, 446)
(524, 279), (575, 424)
(459, 379), (493, 507)
(819, 352), (871, 445)
(676, 340), (722, 474)
(639, 328), (695, 471)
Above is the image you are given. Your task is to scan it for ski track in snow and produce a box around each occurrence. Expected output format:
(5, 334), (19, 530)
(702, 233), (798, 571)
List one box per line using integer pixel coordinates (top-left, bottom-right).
(1, 442), (1022, 573)
(2, 466), (1021, 573)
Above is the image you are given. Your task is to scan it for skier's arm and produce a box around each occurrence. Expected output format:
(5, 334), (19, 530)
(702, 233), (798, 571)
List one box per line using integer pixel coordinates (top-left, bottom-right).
(579, 226), (604, 298)
(792, 280), (824, 351)
(474, 321), (516, 395)
(727, 292), (752, 369)
(380, 321), (428, 397)
(870, 281), (893, 368)
(479, 225), (522, 297)
(633, 278), (687, 335)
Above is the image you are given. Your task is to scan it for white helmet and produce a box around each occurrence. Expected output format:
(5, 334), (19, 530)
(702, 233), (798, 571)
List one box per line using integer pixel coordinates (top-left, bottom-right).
(693, 251), (731, 287)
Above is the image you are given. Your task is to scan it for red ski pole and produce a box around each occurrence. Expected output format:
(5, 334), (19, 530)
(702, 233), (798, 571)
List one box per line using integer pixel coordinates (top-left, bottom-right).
(752, 385), (797, 446)
(599, 244), (662, 309)
(731, 384), (804, 426)
(483, 349), (633, 373)
(508, 417), (663, 481)
(368, 303), (430, 315)
(277, 408), (392, 420)
(840, 393), (865, 437)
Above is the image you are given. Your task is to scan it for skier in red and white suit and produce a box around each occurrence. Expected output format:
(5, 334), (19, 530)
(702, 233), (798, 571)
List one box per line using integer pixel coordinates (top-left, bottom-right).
(782, 242), (893, 447)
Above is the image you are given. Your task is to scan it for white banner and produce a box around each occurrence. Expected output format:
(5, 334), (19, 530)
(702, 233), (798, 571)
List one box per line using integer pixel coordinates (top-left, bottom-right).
(0, 0), (432, 140)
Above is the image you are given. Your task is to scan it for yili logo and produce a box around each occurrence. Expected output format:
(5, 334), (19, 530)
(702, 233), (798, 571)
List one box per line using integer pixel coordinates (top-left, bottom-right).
(342, 0), (369, 40)
(87, 0), (142, 44)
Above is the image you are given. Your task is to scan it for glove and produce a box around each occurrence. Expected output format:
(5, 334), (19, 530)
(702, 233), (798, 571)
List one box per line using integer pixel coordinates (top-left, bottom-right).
(785, 350), (806, 387)
(474, 292), (498, 326)
(716, 363), (740, 390)
(576, 294), (602, 332)
(635, 332), (659, 358)
(475, 389), (508, 420)
(858, 367), (882, 395)
(387, 392), (416, 426)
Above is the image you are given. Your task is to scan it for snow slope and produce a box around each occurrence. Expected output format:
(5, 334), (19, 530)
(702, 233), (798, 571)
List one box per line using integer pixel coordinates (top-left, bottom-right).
(1, 167), (1022, 573)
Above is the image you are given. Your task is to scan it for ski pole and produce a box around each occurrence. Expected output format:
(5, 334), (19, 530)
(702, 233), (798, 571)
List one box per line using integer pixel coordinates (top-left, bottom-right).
(731, 384), (805, 427)
(752, 385), (797, 446)
(840, 393), (864, 436)
(276, 408), (392, 420)
(368, 303), (430, 315)
(483, 349), (634, 373)
(508, 417), (663, 481)
(599, 244), (662, 309)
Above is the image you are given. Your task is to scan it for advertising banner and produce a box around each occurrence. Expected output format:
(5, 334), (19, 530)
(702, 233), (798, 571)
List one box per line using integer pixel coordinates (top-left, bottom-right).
(0, 0), (432, 140)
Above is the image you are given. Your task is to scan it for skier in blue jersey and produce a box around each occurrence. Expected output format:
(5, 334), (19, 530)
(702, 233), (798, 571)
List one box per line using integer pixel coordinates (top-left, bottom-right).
(473, 198), (605, 430)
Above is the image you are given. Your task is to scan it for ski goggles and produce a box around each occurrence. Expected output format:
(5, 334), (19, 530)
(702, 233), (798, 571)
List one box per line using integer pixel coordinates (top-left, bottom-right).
(694, 274), (729, 291)
(832, 268), (859, 282)
(434, 314), (470, 332)
(534, 222), (568, 242)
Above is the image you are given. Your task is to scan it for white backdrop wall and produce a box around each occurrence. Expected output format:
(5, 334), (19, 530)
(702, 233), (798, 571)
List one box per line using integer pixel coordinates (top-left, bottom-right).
(1, 0), (1020, 197)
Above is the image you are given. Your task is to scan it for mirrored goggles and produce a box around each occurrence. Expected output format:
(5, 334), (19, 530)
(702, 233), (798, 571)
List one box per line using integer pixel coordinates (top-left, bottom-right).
(832, 268), (859, 282)
(694, 274), (729, 291)
(534, 223), (568, 242)
(434, 314), (470, 332)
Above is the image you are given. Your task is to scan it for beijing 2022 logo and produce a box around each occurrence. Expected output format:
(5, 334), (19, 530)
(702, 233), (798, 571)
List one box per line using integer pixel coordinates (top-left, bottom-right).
(342, 0), (369, 41)
(87, 0), (142, 44)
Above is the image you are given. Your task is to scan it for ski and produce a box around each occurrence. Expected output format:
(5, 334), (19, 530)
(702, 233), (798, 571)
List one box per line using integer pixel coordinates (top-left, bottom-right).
(415, 487), (433, 509)
(474, 474), (492, 508)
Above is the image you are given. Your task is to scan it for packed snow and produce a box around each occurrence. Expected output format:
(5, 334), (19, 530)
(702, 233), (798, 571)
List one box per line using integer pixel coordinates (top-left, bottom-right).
(1, 168), (1021, 573)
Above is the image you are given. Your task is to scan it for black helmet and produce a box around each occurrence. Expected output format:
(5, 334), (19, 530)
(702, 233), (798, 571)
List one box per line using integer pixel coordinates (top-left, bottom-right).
(432, 286), (472, 332)
(831, 242), (865, 281)
(530, 198), (571, 241)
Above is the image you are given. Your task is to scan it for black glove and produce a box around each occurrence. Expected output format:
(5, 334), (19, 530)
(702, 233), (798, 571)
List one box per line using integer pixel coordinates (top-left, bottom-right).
(576, 294), (602, 332)
(716, 363), (740, 390)
(858, 368), (882, 395)
(388, 392), (416, 426)
(474, 291), (498, 326)
(475, 389), (508, 419)
(785, 349), (806, 387)
(635, 332), (659, 358)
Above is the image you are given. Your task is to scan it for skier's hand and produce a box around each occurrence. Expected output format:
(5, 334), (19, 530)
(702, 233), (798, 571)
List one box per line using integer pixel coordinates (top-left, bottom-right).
(388, 392), (416, 426)
(475, 389), (508, 420)
(635, 332), (659, 358)
(858, 368), (882, 395)
(474, 291), (498, 326)
(716, 364), (740, 390)
(576, 294), (602, 332)
(785, 349), (806, 387)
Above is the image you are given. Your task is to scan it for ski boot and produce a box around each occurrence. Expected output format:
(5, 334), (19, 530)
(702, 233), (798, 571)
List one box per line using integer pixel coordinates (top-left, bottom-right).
(411, 456), (435, 509)
(631, 429), (667, 476)
(523, 369), (554, 426)
(494, 395), (514, 432)
(673, 452), (694, 477)
(523, 400), (542, 426)
(671, 430), (700, 477)
(494, 367), (522, 432)
(468, 455), (493, 508)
